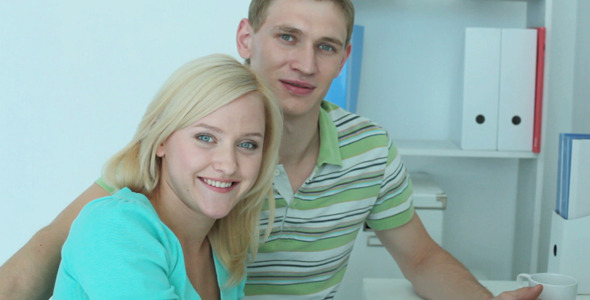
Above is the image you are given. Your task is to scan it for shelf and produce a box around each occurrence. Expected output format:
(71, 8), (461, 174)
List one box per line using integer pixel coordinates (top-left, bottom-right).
(480, 0), (536, 2)
(395, 139), (538, 159)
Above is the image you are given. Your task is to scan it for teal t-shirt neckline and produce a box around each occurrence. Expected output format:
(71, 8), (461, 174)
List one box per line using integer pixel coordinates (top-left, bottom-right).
(53, 187), (245, 299)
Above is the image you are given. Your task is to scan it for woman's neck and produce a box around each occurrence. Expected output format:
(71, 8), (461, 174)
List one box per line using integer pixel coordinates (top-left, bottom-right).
(148, 188), (213, 247)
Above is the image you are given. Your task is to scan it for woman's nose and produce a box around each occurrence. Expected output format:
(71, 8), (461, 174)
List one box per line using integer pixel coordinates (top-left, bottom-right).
(212, 145), (238, 175)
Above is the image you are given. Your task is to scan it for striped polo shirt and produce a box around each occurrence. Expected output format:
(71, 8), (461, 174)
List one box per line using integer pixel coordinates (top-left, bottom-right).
(244, 101), (414, 299)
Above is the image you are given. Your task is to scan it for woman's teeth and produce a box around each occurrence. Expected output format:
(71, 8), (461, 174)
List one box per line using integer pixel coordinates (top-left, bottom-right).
(203, 179), (233, 188)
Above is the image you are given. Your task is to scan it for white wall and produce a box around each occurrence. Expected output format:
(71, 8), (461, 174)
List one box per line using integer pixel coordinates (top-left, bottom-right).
(571, 0), (590, 132)
(0, 1), (249, 265)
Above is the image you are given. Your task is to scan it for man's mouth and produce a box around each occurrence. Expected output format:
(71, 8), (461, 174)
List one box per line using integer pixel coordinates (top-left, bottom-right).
(280, 80), (315, 95)
(281, 80), (314, 89)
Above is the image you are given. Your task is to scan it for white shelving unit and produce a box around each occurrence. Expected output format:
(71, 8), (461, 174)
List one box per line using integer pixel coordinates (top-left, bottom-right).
(396, 139), (539, 159)
(350, 0), (550, 282)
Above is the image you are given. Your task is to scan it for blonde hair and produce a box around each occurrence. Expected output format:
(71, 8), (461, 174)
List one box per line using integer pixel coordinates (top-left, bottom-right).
(102, 53), (282, 285)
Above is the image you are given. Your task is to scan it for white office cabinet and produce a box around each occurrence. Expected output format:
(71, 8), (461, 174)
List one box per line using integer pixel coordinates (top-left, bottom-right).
(351, 0), (550, 285)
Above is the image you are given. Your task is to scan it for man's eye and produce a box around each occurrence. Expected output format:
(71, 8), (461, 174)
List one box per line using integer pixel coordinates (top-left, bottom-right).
(319, 44), (335, 52)
(239, 141), (258, 150)
(196, 134), (214, 143)
(280, 34), (294, 42)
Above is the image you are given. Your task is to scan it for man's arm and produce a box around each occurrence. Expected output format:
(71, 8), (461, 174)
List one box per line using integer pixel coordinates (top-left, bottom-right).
(375, 212), (542, 300)
(0, 183), (110, 300)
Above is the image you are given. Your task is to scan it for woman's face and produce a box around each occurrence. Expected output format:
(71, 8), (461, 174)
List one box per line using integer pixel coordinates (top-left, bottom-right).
(156, 92), (266, 220)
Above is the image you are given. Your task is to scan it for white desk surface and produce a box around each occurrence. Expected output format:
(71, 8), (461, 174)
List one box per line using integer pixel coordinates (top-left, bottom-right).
(363, 278), (590, 300)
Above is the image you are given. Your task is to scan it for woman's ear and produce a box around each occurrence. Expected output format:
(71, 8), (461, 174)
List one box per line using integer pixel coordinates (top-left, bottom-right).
(236, 18), (253, 60)
(156, 142), (165, 158)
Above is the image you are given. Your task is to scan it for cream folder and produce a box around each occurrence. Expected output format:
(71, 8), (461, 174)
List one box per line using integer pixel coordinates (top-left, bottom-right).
(460, 28), (501, 150)
(567, 139), (590, 219)
(496, 29), (537, 151)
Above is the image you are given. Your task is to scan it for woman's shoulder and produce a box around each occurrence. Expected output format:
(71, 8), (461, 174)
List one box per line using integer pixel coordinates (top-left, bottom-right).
(82, 188), (155, 218)
(71, 188), (166, 240)
(57, 189), (187, 299)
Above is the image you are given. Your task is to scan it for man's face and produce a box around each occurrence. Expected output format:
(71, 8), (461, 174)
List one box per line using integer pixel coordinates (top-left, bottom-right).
(238, 0), (351, 119)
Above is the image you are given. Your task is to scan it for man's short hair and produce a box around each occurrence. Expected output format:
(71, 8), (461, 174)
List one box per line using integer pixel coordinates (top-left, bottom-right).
(248, 0), (355, 46)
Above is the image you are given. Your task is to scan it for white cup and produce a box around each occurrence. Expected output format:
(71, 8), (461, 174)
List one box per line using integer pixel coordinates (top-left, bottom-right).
(517, 273), (578, 300)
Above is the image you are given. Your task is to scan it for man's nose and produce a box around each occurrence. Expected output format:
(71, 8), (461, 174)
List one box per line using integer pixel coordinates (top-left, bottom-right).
(291, 44), (318, 75)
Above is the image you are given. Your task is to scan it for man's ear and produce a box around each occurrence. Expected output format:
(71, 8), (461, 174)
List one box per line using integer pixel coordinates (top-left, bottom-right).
(236, 18), (253, 60)
(337, 43), (352, 74)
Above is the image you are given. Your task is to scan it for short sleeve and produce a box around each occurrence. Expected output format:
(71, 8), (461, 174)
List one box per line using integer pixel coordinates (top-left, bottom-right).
(95, 177), (116, 195)
(54, 193), (182, 299)
(365, 139), (414, 231)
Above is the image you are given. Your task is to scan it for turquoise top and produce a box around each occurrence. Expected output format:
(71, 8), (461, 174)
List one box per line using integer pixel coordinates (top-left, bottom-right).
(53, 188), (245, 299)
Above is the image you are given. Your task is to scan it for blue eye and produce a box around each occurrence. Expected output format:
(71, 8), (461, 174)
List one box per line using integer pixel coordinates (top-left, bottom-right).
(319, 44), (335, 52)
(196, 134), (214, 143)
(239, 141), (258, 150)
(280, 34), (294, 42)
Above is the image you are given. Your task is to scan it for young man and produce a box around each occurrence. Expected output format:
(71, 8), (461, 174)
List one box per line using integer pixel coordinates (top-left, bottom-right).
(0, 0), (542, 299)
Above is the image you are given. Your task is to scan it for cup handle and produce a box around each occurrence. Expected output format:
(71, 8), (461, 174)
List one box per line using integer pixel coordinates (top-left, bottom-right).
(516, 273), (532, 287)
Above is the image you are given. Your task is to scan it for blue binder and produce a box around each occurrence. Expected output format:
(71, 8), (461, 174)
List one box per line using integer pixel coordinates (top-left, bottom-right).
(325, 24), (364, 113)
(556, 133), (590, 218)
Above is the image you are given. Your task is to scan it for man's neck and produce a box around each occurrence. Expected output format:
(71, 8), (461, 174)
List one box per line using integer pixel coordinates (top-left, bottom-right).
(280, 110), (321, 167)
(279, 109), (322, 193)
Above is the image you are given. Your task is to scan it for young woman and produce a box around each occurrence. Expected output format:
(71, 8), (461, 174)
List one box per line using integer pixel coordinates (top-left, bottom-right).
(52, 54), (282, 299)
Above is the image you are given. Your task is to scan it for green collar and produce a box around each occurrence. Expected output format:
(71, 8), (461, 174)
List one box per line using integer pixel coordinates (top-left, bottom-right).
(317, 101), (343, 167)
